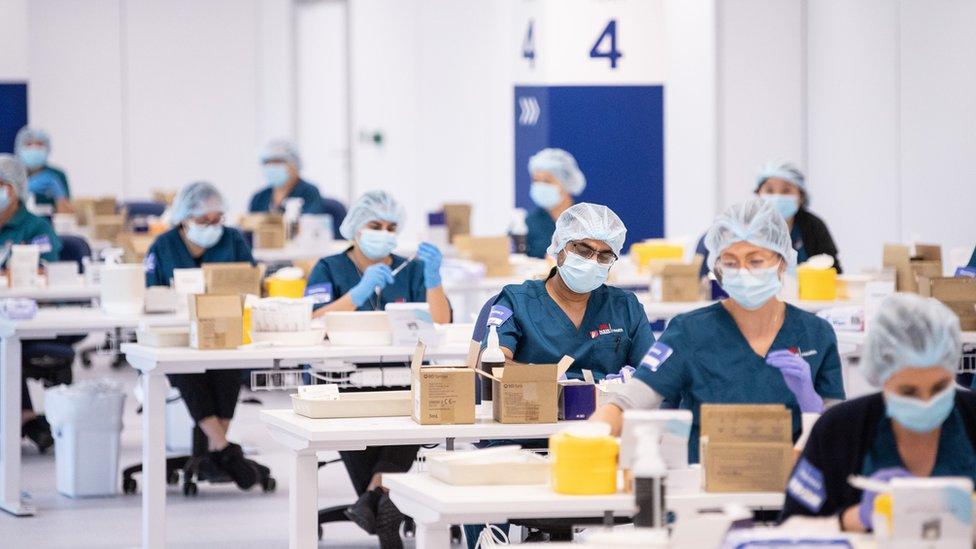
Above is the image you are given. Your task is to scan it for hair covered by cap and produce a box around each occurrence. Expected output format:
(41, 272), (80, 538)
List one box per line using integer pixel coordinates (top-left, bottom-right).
(169, 181), (226, 224)
(862, 293), (962, 387)
(338, 190), (405, 240)
(528, 148), (587, 196)
(14, 127), (51, 153)
(546, 202), (627, 257)
(0, 154), (28, 198)
(756, 161), (807, 199)
(704, 197), (798, 272)
(260, 139), (301, 169)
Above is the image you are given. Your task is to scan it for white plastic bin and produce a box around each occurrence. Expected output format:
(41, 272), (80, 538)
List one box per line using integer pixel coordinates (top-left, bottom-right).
(45, 380), (126, 498)
(166, 389), (194, 454)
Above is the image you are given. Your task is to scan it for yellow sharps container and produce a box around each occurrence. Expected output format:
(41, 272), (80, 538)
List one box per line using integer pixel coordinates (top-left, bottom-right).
(550, 426), (619, 495)
(797, 266), (837, 301)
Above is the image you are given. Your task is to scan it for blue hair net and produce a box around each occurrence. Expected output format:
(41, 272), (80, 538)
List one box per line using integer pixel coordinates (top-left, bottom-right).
(528, 148), (586, 196)
(547, 203), (627, 257)
(14, 127), (51, 153)
(756, 161), (807, 197)
(862, 293), (962, 387)
(339, 190), (405, 240)
(0, 154), (28, 198)
(170, 181), (226, 224)
(704, 197), (798, 272)
(260, 139), (301, 169)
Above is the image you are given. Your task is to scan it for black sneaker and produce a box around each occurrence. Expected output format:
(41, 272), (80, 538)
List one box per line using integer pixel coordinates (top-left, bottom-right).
(375, 492), (404, 549)
(197, 456), (232, 483)
(212, 443), (258, 489)
(344, 488), (382, 535)
(22, 416), (54, 453)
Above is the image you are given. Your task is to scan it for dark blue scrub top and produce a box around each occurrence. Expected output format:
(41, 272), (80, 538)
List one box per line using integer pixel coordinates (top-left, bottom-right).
(0, 202), (61, 263)
(525, 207), (555, 259)
(635, 302), (846, 463)
(487, 277), (655, 381)
(304, 250), (427, 311)
(861, 409), (976, 484)
(144, 226), (254, 287)
(248, 178), (346, 239)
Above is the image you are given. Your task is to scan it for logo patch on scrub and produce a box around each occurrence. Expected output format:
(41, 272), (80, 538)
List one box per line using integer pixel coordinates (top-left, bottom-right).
(589, 323), (624, 339)
(29, 234), (52, 253)
(487, 305), (513, 327)
(640, 342), (673, 373)
(786, 458), (826, 512)
(304, 282), (333, 304)
(143, 252), (156, 274)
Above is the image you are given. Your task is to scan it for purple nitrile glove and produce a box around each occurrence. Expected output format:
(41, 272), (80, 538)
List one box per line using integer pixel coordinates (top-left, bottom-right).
(605, 365), (636, 382)
(766, 349), (824, 413)
(858, 467), (912, 530)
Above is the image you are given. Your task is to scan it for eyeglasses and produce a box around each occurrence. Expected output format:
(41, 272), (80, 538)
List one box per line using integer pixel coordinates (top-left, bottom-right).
(189, 214), (224, 227)
(716, 253), (781, 274)
(567, 241), (617, 265)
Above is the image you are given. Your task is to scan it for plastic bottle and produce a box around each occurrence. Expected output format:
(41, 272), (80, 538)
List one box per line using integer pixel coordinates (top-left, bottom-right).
(479, 325), (505, 401)
(632, 426), (668, 529)
(508, 209), (528, 255)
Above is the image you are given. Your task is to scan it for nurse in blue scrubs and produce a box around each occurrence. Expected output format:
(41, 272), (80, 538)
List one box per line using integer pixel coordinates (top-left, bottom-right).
(782, 293), (976, 532)
(592, 197), (846, 462)
(488, 202), (654, 380)
(524, 148), (587, 259)
(306, 190), (447, 548)
(144, 182), (262, 490)
(14, 127), (72, 214)
(248, 139), (347, 238)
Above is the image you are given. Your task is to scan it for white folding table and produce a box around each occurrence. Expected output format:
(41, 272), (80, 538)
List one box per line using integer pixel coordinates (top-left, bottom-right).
(0, 284), (100, 303)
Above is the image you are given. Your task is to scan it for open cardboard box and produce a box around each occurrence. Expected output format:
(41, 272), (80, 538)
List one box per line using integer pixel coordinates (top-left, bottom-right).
(410, 341), (479, 425)
(919, 276), (976, 330)
(477, 356), (573, 424)
(188, 294), (244, 350)
(699, 404), (793, 493)
(203, 262), (263, 296)
(883, 243), (943, 293)
(649, 255), (705, 302)
(239, 213), (286, 249)
(453, 235), (512, 277)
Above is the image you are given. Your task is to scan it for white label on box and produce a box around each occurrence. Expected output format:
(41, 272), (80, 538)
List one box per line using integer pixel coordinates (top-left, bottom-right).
(173, 268), (205, 295)
(386, 305), (436, 346)
(298, 384), (340, 401)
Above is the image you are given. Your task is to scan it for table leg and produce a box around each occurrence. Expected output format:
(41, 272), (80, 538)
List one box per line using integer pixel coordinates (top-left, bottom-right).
(0, 335), (30, 516)
(289, 450), (318, 549)
(141, 372), (167, 549)
(415, 521), (452, 549)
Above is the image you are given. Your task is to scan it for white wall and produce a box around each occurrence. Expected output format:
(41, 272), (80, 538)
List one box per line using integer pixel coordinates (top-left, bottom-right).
(0, 0), (28, 80)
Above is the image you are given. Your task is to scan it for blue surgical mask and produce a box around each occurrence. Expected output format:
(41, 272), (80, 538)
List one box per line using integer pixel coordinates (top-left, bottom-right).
(0, 187), (10, 211)
(263, 164), (290, 188)
(18, 147), (47, 170)
(358, 228), (397, 260)
(558, 251), (610, 294)
(761, 194), (800, 219)
(885, 385), (956, 433)
(185, 222), (224, 249)
(530, 182), (562, 210)
(721, 266), (782, 310)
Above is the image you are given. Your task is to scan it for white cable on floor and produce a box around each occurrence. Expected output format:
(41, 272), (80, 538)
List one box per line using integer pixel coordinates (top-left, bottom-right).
(475, 524), (509, 548)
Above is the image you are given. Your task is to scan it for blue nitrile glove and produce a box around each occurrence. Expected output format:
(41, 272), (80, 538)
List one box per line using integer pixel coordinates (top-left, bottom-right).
(416, 242), (443, 289)
(604, 365), (636, 382)
(349, 264), (394, 307)
(28, 171), (67, 200)
(858, 467), (912, 530)
(766, 349), (823, 413)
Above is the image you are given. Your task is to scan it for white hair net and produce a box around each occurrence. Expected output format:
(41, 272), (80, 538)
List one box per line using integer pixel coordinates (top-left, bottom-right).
(547, 203), (627, 257)
(528, 148), (586, 196)
(756, 161), (807, 197)
(862, 293), (962, 387)
(14, 127), (51, 153)
(704, 197), (798, 272)
(0, 154), (28, 198)
(260, 139), (301, 169)
(339, 190), (405, 240)
(170, 181), (226, 224)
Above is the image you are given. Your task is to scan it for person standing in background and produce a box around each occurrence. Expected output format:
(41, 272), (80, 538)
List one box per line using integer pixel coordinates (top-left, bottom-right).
(525, 148), (587, 258)
(14, 127), (72, 214)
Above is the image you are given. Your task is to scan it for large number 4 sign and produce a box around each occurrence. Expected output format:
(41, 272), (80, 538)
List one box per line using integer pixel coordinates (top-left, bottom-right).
(589, 19), (623, 69)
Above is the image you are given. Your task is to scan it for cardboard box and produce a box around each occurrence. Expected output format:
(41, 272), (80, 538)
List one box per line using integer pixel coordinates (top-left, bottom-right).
(649, 256), (704, 302)
(410, 341), (478, 425)
(254, 225), (286, 249)
(883, 243), (943, 293)
(188, 294), (243, 350)
(699, 404), (793, 492)
(203, 263), (263, 296)
(117, 232), (155, 263)
(442, 203), (472, 242)
(92, 214), (126, 241)
(73, 197), (117, 226)
(919, 276), (976, 330)
(453, 235), (511, 277)
(485, 357), (573, 424)
(151, 190), (177, 206)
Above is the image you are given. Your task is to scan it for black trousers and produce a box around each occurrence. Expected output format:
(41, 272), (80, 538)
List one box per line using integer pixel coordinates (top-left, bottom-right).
(22, 377), (31, 411)
(168, 370), (241, 422)
(340, 445), (420, 496)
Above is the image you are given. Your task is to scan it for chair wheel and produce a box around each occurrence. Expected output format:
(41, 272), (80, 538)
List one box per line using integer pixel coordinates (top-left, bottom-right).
(262, 477), (276, 493)
(318, 525), (323, 540)
(183, 482), (198, 496)
(111, 355), (127, 369)
(80, 352), (93, 368)
(167, 470), (180, 485)
(123, 477), (137, 495)
(450, 525), (462, 544)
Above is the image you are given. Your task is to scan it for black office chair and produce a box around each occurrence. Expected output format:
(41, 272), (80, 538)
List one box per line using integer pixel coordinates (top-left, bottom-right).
(122, 201), (166, 233)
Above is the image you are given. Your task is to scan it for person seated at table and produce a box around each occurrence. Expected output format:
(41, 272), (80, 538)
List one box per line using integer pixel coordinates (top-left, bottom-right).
(525, 148), (587, 259)
(14, 127), (73, 215)
(144, 181), (259, 489)
(248, 139), (346, 238)
(694, 162), (842, 278)
(591, 197), (846, 463)
(305, 190), (447, 548)
(780, 293), (976, 532)
(0, 155), (63, 451)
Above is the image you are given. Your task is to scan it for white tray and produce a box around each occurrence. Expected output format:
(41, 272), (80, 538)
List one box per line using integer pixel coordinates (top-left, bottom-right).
(250, 329), (326, 347)
(427, 449), (550, 486)
(291, 391), (411, 419)
(136, 326), (190, 347)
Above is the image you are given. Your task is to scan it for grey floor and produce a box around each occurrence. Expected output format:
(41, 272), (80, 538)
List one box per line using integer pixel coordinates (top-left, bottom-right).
(5, 351), (415, 549)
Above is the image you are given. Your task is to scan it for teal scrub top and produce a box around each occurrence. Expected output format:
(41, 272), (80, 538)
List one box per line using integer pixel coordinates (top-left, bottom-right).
(635, 302), (845, 463)
(862, 409), (976, 484)
(525, 207), (555, 259)
(28, 166), (70, 208)
(0, 202), (61, 263)
(487, 276), (655, 381)
(248, 179), (347, 239)
(304, 250), (427, 310)
(791, 224), (809, 264)
(144, 226), (254, 287)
